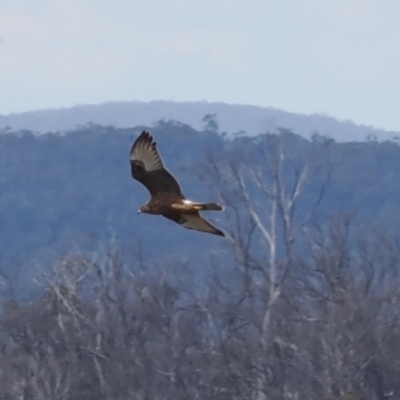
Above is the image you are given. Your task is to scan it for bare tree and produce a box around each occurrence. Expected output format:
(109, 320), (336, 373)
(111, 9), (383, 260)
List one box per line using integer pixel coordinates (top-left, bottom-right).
(198, 131), (331, 400)
(2, 132), (400, 399)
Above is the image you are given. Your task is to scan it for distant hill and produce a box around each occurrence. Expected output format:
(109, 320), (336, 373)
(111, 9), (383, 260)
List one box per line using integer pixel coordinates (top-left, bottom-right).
(1, 122), (400, 287)
(1, 101), (399, 142)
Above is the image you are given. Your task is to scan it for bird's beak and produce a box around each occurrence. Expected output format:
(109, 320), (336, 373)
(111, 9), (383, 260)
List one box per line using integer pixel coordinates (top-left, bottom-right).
(137, 209), (142, 214)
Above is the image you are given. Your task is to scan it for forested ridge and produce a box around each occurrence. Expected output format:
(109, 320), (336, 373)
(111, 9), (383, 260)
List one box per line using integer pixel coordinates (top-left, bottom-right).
(0, 122), (400, 399)
(2, 100), (398, 141)
(1, 122), (400, 270)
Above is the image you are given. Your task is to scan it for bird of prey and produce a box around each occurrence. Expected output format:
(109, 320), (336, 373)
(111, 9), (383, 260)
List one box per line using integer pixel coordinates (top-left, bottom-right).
(130, 131), (225, 236)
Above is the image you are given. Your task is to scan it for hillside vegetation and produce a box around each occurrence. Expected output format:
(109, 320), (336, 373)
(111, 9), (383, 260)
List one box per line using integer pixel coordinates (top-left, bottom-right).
(1, 100), (399, 141)
(1, 122), (400, 270)
(1, 122), (400, 398)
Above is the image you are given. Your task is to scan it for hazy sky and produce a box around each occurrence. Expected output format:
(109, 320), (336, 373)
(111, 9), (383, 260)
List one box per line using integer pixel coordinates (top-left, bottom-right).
(1, 0), (400, 131)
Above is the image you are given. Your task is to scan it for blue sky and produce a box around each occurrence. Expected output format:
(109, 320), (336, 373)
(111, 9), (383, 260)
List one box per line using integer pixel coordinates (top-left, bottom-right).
(1, 0), (400, 131)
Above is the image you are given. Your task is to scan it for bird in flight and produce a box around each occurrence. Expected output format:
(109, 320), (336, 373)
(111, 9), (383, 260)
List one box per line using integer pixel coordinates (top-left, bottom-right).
(130, 131), (225, 236)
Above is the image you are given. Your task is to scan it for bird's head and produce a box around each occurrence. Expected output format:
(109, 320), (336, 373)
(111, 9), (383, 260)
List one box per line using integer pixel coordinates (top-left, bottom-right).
(138, 203), (151, 214)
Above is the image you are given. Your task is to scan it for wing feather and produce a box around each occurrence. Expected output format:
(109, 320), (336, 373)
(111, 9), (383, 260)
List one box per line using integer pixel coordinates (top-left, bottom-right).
(130, 131), (183, 197)
(163, 212), (225, 237)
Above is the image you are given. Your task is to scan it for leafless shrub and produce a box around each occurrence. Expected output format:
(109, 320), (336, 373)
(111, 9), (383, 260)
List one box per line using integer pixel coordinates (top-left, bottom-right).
(1, 133), (399, 399)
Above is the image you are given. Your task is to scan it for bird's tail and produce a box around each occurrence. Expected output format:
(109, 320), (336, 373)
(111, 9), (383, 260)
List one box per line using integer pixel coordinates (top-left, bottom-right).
(194, 202), (224, 211)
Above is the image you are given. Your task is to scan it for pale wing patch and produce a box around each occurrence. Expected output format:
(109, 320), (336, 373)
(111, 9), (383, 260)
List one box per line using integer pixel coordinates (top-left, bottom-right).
(180, 214), (222, 235)
(181, 200), (224, 211)
(181, 200), (204, 211)
(131, 133), (164, 172)
(171, 200), (203, 212)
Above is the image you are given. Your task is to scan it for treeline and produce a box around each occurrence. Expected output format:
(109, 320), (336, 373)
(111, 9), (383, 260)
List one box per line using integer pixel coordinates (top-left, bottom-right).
(0, 222), (399, 399)
(1, 128), (400, 399)
(1, 122), (400, 273)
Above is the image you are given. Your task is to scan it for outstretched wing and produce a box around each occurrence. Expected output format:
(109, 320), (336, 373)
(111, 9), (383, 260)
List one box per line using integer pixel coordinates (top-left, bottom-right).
(130, 131), (183, 197)
(163, 212), (225, 237)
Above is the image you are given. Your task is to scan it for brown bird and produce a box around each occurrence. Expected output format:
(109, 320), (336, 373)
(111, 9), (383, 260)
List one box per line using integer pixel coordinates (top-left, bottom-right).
(130, 131), (225, 236)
